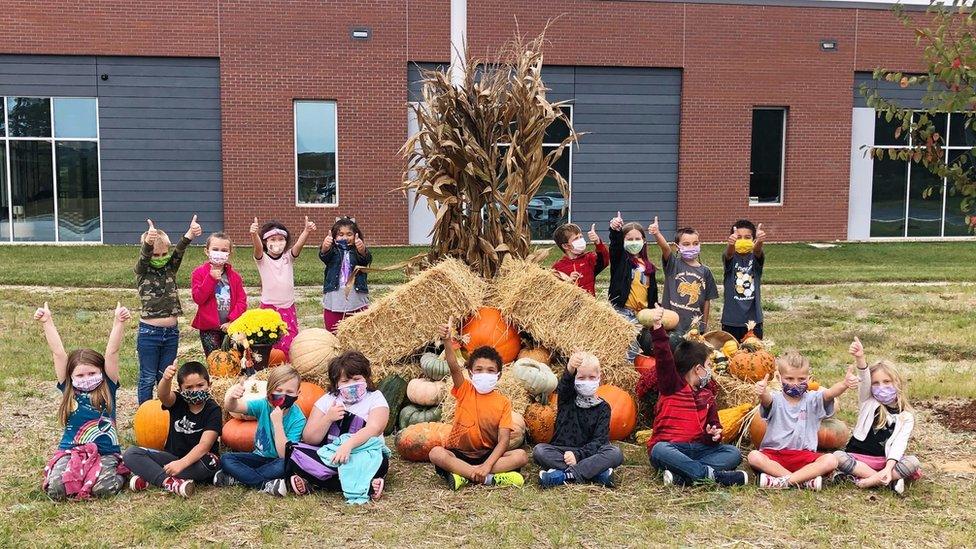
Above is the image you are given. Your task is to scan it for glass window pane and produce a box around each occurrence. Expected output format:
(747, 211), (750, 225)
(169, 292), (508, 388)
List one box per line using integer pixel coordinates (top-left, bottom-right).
(948, 113), (976, 148)
(870, 156), (908, 237)
(56, 141), (100, 241)
(749, 108), (785, 204)
(7, 97), (51, 137)
(527, 147), (570, 240)
(944, 150), (971, 236)
(874, 112), (908, 146)
(0, 145), (8, 240)
(9, 140), (55, 241)
(54, 98), (98, 138)
(906, 160), (943, 237)
(544, 106), (572, 144)
(912, 111), (947, 146)
(295, 101), (337, 205)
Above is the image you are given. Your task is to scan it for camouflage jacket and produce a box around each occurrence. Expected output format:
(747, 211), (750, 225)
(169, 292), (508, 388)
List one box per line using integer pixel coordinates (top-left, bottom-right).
(135, 236), (191, 319)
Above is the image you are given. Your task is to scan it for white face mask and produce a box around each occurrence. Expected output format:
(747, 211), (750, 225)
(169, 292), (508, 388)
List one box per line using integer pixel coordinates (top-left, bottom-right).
(209, 250), (229, 265)
(471, 372), (499, 394)
(267, 241), (286, 256)
(570, 237), (586, 254)
(574, 379), (600, 397)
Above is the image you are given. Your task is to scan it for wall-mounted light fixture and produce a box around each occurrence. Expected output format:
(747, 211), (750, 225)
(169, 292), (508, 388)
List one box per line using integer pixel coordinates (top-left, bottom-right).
(820, 39), (837, 52)
(351, 27), (371, 41)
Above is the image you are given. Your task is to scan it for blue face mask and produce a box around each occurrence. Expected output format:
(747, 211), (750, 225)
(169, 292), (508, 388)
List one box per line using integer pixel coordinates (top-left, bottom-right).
(783, 381), (809, 398)
(335, 238), (350, 251)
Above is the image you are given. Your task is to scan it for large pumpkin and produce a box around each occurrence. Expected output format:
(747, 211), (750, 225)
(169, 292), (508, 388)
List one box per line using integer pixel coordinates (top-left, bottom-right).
(596, 385), (638, 441)
(728, 348), (775, 383)
(399, 404), (443, 429)
(290, 328), (341, 378)
(297, 381), (326, 418)
(524, 400), (557, 444)
(229, 379), (268, 420)
(420, 352), (451, 380)
(517, 347), (552, 365)
(462, 307), (522, 364)
(207, 349), (241, 378)
(394, 422), (452, 462)
(748, 416), (851, 451)
(222, 418), (258, 452)
(378, 375), (409, 435)
(133, 399), (170, 450)
(512, 357), (558, 396)
(508, 412), (527, 450)
(407, 378), (446, 407)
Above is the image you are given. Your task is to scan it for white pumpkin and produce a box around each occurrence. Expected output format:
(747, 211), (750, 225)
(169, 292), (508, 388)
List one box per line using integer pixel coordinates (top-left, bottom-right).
(290, 328), (341, 378)
(406, 378), (446, 407)
(512, 357), (558, 395)
(420, 352), (451, 380)
(229, 379), (268, 420)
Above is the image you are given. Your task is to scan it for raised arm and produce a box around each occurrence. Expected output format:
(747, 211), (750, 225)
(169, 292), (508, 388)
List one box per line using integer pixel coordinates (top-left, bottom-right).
(755, 373), (773, 408)
(223, 380), (249, 415)
(823, 363), (858, 404)
(170, 215), (201, 270)
(753, 223), (766, 259)
(648, 216), (670, 261)
(35, 302), (68, 383)
(649, 305), (682, 395)
(608, 212), (623, 264)
(250, 217), (264, 260)
(157, 361), (178, 408)
(104, 302), (131, 384)
(291, 216), (316, 258)
(589, 223), (610, 275)
(724, 225), (737, 260)
(134, 219), (157, 275)
(558, 354), (582, 406)
(440, 317), (466, 389)
(849, 336), (871, 403)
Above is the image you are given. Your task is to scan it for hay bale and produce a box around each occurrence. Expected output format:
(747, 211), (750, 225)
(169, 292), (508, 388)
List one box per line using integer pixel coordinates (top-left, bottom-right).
(714, 373), (779, 409)
(440, 368), (531, 423)
(336, 258), (487, 365)
(493, 258), (638, 391)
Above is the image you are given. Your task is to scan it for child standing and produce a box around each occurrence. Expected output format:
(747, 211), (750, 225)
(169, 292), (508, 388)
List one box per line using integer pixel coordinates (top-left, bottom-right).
(534, 351), (623, 488)
(747, 351), (857, 490)
(832, 337), (922, 495)
(191, 232), (247, 357)
(428, 318), (529, 490)
(215, 366), (306, 495)
(134, 215), (202, 403)
(722, 220), (767, 341)
(651, 221), (718, 334)
(250, 216), (317, 357)
(320, 217), (372, 333)
(36, 302), (131, 500)
(286, 351), (391, 503)
(552, 223), (609, 296)
(123, 361), (222, 498)
(642, 306), (747, 487)
(607, 211), (657, 321)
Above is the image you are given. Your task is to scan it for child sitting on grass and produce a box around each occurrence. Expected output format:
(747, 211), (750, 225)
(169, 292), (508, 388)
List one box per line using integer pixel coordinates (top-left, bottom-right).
(721, 220), (767, 341)
(534, 351), (623, 488)
(832, 337), (922, 495)
(286, 351), (391, 503)
(215, 366), (306, 495)
(124, 361), (222, 498)
(552, 222), (609, 296)
(651, 222), (718, 334)
(643, 305), (746, 487)
(134, 215), (202, 403)
(191, 232), (247, 357)
(428, 317), (528, 490)
(748, 351), (857, 490)
(37, 302), (131, 500)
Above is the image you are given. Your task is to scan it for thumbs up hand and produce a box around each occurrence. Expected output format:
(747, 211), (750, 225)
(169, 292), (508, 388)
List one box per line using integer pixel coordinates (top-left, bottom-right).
(186, 214), (202, 240)
(756, 223), (766, 243)
(849, 336), (864, 359)
(587, 223), (599, 244)
(844, 363), (860, 389)
(249, 217), (260, 235)
(755, 373), (771, 398)
(304, 215), (317, 233)
(34, 302), (52, 323)
(648, 216), (660, 236)
(610, 211), (623, 231)
(114, 301), (131, 323)
(727, 227), (739, 246)
(145, 219), (158, 245)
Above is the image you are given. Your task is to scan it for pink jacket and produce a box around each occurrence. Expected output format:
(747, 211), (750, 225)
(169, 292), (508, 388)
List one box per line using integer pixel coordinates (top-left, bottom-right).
(44, 443), (100, 500)
(191, 262), (248, 331)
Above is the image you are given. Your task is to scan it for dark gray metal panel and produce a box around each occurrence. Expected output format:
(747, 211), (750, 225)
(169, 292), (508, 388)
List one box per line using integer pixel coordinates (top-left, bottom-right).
(0, 54), (222, 244)
(853, 72), (927, 109)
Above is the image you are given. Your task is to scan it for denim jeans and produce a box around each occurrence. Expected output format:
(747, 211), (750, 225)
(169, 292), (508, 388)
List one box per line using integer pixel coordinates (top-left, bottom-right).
(221, 452), (285, 488)
(613, 306), (641, 361)
(650, 441), (743, 485)
(136, 322), (179, 404)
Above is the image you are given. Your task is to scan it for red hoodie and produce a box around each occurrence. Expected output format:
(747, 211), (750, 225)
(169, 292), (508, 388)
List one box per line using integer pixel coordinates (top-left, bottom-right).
(191, 262), (247, 331)
(552, 241), (610, 295)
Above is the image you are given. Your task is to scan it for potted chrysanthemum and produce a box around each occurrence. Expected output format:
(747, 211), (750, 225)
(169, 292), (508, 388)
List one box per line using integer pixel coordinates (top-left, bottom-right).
(226, 309), (288, 371)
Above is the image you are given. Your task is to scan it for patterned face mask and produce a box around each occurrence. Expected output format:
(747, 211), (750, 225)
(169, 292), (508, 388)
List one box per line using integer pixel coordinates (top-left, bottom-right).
(72, 372), (104, 393)
(267, 241), (286, 256)
(338, 381), (368, 404)
(623, 240), (644, 255)
(149, 253), (172, 268)
(180, 390), (211, 405)
(782, 381), (809, 398)
(268, 393), (298, 409)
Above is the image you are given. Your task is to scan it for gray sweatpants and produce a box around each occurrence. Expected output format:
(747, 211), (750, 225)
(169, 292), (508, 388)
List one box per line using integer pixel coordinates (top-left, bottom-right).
(533, 443), (624, 481)
(46, 453), (124, 500)
(122, 446), (219, 487)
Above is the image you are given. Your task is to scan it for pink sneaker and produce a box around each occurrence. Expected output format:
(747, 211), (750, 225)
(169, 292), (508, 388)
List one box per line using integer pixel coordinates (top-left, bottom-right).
(759, 473), (789, 489)
(129, 475), (149, 492)
(290, 475), (313, 496)
(162, 476), (195, 498)
(801, 476), (823, 491)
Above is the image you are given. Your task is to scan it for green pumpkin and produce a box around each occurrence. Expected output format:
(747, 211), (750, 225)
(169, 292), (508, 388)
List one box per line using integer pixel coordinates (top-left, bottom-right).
(398, 404), (443, 429)
(377, 375), (409, 435)
(420, 352), (451, 380)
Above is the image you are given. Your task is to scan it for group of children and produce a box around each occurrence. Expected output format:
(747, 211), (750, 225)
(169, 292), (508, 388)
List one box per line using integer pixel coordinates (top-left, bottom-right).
(37, 213), (921, 502)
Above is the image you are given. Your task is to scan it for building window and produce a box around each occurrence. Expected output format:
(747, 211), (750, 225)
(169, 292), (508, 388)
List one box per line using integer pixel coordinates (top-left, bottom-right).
(870, 111), (972, 237)
(294, 100), (338, 206)
(1, 97), (100, 242)
(749, 108), (787, 205)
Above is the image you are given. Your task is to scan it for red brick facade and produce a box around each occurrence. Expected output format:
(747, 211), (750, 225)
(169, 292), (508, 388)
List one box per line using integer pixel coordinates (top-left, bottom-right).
(0, 1), (928, 243)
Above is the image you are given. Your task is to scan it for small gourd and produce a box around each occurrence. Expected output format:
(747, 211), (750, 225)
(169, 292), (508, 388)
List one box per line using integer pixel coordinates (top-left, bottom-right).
(511, 357), (558, 396)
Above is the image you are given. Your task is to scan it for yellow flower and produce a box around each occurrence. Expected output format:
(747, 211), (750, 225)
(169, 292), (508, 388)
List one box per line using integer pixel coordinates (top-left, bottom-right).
(270, 333), (278, 339)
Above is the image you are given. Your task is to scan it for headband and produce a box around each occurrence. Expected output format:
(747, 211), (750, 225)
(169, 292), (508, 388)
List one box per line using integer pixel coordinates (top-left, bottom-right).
(263, 228), (288, 240)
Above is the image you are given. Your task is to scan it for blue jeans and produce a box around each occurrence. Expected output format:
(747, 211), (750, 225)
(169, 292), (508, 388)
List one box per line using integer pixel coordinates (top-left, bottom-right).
(650, 442), (743, 485)
(613, 306), (642, 361)
(136, 322), (179, 404)
(221, 452), (285, 488)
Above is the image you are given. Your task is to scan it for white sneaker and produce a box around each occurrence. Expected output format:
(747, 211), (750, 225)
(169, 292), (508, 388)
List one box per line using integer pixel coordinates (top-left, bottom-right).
(662, 470), (674, 486)
(759, 473), (789, 489)
(801, 476), (823, 491)
(262, 479), (287, 497)
(890, 478), (906, 496)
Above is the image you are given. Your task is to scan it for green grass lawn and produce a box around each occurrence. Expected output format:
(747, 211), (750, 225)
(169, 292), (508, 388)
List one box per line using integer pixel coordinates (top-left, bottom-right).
(1, 240), (975, 288)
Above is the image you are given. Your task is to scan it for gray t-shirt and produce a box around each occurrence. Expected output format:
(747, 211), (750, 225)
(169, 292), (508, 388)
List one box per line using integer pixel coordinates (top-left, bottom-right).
(722, 252), (764, 327)
(662, 254), (719, 334)
(760, 391), (835, 451)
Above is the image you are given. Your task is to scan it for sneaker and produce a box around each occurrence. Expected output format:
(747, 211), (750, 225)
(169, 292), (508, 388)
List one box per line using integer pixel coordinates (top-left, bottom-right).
(759, 473), (789, 489)
(662, 470), (675, 486)
(289, 474), (313, 496)
(262, 479), (287, 497)
(446, 473), (469, 491)
(714, 470), (749, 487)
(213, 470), (239, 487)
(592, 468), (615, 488)
(801, 476), (823, 491)
(890, 478), (906, 496)
(128, 475), (149, 492)
(162, 477), (195, 498)
(490, 471), (525, 488)
(828, 471), (855, 485)
(538, 469), (567, 488)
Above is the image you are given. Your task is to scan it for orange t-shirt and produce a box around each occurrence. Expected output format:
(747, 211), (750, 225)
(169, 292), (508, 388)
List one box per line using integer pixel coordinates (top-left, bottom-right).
(447, 379), (514, 458)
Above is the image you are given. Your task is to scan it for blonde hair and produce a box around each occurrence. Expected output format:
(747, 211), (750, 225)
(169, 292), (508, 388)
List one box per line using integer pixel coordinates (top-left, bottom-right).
(571, 351), (601, 376)
(140, 229), (171, 247)
(775, 350), (810, 376)
(870, 360), (911, 429)
(59, 349), (112, 426)
(266, 365), (301, 395)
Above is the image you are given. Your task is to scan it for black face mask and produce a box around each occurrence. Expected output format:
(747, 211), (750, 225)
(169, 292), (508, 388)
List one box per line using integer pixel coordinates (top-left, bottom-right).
(268, 393), (298, 409)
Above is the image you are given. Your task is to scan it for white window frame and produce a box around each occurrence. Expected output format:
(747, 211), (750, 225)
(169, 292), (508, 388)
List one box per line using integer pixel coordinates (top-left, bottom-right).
(749, 107), (787, 207)
(1, 96), (102, 244)
(293, 100), (339, 208)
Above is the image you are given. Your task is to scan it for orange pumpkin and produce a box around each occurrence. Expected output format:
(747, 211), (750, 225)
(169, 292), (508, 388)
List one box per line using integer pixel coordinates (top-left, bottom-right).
(269, 348), (286, 367)
(394, 422), (452, 462)
(634, 354), (656, 377)
(517, 347), (552, 365)
(133, 399), (170, 450)
(524, 400), (557, 444)
(297, 381), (326, 418)
(207, 349), (241, 378)
(728, 349), (775, 383)
(462, 307), (522, 364)
(596, 385), (638, 441)
(222, 418), (258, 452)
(748, 416), (851, 451)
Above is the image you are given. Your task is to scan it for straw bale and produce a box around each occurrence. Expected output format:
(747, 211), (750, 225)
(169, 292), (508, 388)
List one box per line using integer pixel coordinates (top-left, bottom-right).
(336, 258), (486, 365)
(440, 368), (531, 422)
(714, 373), (780, 409)
(493, 258), (638, 391)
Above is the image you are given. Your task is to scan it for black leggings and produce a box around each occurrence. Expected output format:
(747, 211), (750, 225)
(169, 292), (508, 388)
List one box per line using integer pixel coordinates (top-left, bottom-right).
(722, 323), (763, 342)
(122, 446), (219, 486)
